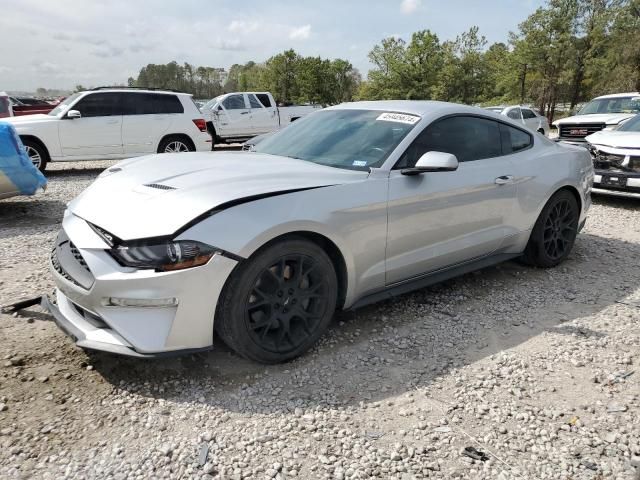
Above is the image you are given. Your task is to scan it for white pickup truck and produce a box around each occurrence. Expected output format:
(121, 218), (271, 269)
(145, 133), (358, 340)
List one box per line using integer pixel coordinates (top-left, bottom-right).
(201, 92), (321, 146)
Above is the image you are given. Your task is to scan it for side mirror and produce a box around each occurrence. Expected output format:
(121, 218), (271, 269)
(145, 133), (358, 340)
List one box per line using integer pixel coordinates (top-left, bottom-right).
(401, 151), (459, 176)
(66, 109), (81, 119)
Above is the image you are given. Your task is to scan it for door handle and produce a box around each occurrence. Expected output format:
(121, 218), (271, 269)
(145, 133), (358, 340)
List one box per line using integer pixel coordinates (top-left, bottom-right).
(240, 111), (249, 115)
(495, 175), (514, 185)
(106, 119), (119, 124)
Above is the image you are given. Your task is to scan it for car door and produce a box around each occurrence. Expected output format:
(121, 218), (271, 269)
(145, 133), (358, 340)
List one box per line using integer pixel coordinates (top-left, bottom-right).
(121, 93), (180, 154)
(385, 115), (518, 284)
(58, 92), (123, 157)
(248, 93), (277, 134)
(216, 94), (252, 137)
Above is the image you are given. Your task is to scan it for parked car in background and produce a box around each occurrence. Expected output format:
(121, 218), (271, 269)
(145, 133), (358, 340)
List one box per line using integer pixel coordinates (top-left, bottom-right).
(3, 87), (211, 171)
(0, 123), (47, 200)
(9, 96), (56, 116)
(44, 101), (592, 362)
(485, 105), (550, 135)
(0, 92), (12, 118)
(586, 114), (640, 196)
(201, 92), (321, 146)
(553, 92), (640, 144)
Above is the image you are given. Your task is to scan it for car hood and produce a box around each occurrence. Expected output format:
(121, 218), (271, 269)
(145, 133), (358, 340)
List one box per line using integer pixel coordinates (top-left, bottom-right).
(3, 114), (57, 124)
(586, 131), (640, 149)
(69, 152), (368, 241)
(553, 113), (635, 126)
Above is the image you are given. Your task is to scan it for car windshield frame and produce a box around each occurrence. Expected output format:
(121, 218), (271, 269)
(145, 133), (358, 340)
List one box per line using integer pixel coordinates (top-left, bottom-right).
(617, 114), (640, 132)
(253, 109), (421, 171)
(202, 96), (223, 111)
(578, 96), (640, 115)
(48, 93), (81, 116)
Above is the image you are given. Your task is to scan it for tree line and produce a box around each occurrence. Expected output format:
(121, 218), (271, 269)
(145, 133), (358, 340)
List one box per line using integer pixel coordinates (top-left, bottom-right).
(126, 0), (639, 120)
(127, 51), (361, 106)
(360, 0), (639, 120)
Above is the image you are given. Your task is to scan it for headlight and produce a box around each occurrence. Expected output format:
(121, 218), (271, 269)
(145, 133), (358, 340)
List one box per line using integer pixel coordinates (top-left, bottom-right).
(109, 240), (219, 271)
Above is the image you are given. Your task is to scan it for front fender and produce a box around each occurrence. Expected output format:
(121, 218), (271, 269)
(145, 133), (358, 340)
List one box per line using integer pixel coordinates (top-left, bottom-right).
(177, 180), (389, 308)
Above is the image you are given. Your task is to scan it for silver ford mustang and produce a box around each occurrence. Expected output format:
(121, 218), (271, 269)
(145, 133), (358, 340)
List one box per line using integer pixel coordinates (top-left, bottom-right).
(45, 101), (594, 363)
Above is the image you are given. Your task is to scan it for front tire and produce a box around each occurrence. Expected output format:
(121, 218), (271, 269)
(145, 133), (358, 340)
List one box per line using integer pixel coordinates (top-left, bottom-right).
(22, 139), (48, 172)
(215, 238), (338, 364)
(521, 190), (579, 267)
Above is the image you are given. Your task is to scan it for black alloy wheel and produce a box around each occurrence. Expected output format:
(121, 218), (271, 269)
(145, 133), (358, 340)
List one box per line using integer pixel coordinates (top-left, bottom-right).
(521, 190), (579, 267)
(215, 238), (338, 363)
(245, 254), (330, 355)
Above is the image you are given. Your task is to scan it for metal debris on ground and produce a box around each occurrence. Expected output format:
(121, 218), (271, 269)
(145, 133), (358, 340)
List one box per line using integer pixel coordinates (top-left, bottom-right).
(197, 443), (209, 466)
(1, 296), (44, 314)
(462, 446), (489, 461)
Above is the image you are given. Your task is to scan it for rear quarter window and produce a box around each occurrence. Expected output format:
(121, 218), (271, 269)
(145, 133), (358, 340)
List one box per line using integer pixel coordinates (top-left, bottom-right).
(500, 123), (533, 154)
(256, 94), (272, 108)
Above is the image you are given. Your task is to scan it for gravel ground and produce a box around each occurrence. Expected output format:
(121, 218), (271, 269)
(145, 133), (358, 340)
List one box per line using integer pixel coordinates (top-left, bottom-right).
(1, 157), (639, 480)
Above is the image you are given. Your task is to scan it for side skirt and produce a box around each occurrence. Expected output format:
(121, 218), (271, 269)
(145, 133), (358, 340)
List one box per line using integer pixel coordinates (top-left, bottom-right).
(348, 253), (520, 311)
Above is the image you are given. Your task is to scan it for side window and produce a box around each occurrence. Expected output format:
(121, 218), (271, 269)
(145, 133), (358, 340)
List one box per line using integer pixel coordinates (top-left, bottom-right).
(521, 108), (536, 119)
(255, 94), (272, 108)
(222, 94), (246, 110)
(248, 94), (263, 109)
(499, 123), (533, 154)
(507, 108), (521, 120)
(73, 93), (122, 117)
(396, 116), (502, 168)
(124, 93), (184, 115)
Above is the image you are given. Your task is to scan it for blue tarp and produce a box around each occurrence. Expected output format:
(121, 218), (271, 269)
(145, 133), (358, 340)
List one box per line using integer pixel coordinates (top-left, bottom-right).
(0, 122), (47, 196)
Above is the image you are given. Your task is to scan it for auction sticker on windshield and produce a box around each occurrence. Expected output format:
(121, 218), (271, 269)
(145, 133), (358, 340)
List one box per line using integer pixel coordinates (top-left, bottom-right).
(376, 112), (420, 125)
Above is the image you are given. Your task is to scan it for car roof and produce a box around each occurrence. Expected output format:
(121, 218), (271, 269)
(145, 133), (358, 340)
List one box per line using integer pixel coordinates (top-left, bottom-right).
(82, 88), (191, 96)
(593, 92), (640, 100)
(329, 100), (493, 117)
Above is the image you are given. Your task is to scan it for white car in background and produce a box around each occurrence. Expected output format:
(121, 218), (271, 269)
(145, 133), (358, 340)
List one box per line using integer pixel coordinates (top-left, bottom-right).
(553, 92), (640, 145)
(3, 88), (211, 171)
(201, 92), (321, 146)
(486, 105), (550, 136)
(586, 114), (640, 196)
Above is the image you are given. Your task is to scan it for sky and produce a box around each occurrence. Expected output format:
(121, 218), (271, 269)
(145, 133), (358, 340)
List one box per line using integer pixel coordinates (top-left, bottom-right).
(0, 0), (546, 92)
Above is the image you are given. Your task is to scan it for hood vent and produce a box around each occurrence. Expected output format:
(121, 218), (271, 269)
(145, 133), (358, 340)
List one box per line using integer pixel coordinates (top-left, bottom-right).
(144, 183), (176, 191)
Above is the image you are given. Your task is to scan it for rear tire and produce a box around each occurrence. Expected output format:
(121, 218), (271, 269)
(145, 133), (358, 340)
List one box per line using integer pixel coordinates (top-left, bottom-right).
(158, 135), (195, 153)
(22, 139), (48, 172)
(521, 190), (579, 267)
(215, 238), (338, 364)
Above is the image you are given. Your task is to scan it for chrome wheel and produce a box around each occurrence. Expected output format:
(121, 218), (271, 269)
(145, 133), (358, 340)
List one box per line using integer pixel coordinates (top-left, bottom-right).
(164, 141), (190, 153)
(25, 145), (42, 168)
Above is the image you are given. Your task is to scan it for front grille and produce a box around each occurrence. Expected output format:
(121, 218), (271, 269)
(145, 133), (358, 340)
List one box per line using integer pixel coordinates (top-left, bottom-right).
(51, 230), (95, 290)
(51, 248), (81, 288)
(559, 123), (605, 139)
(70, 242), (90, 271)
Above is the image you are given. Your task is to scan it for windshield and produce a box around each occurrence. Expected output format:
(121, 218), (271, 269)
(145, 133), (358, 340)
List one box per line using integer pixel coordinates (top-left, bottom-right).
(202, 96), (223, 111)
(253, 109), (420, 171)
(48, 93), (81, 116)
(578, 96), (640, 115)
(618, 114), (640, 132)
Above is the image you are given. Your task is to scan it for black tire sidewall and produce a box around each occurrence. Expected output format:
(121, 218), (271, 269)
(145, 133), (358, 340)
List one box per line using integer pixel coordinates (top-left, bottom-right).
(526, 190), (579, 267)
(216, 238), (338, 364)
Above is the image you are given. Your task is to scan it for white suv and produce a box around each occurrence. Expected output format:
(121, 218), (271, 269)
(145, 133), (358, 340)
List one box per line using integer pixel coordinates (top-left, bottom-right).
(3, 88), (211, 171)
